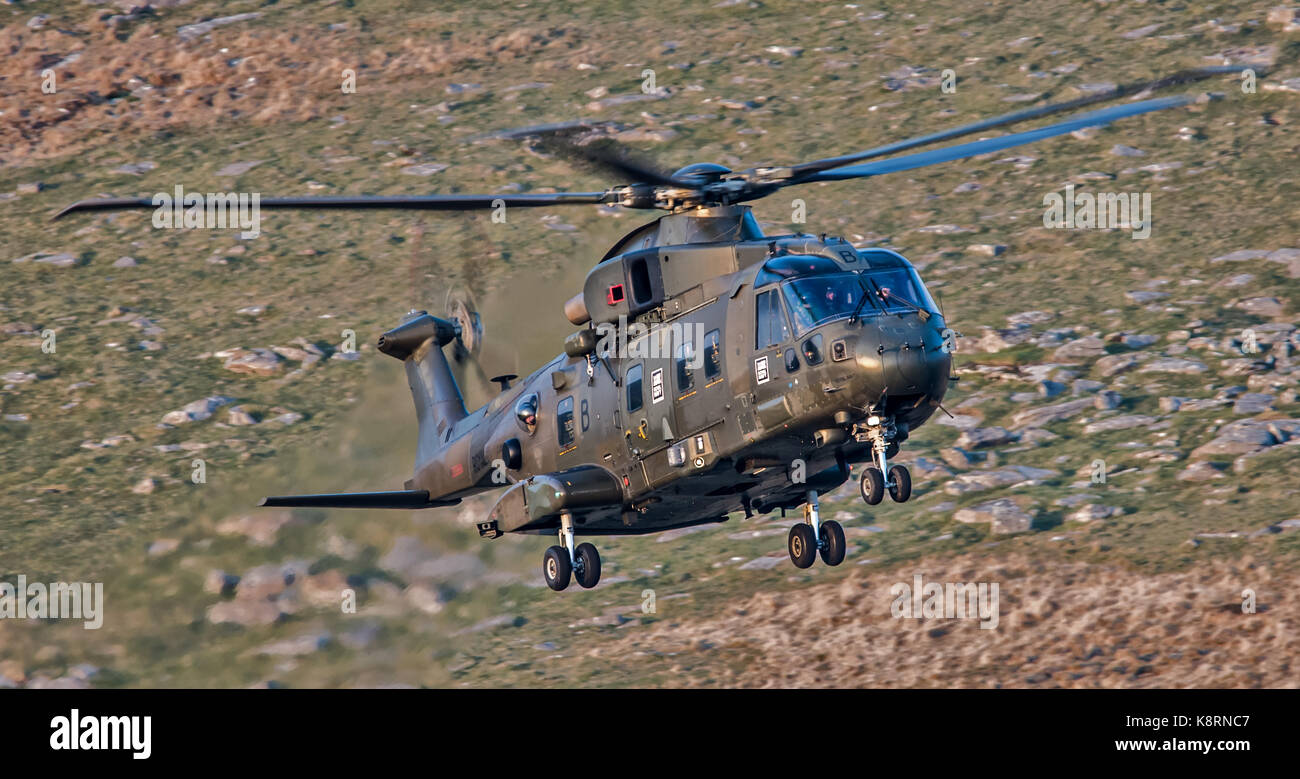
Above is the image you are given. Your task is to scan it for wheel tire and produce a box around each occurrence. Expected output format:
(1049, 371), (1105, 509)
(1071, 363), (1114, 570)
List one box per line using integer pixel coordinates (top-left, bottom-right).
(574, 542), (602, 589)
(819, 520), (846, 566)
(860, 467), (885, 505)
(788, 524), (817, 569)
(888, 464), (912, 503)
(543, 545), (572, 591)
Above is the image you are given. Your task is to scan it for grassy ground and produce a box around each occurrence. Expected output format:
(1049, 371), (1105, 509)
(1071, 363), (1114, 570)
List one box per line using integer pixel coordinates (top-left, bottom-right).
(1, 0), (1298, 687)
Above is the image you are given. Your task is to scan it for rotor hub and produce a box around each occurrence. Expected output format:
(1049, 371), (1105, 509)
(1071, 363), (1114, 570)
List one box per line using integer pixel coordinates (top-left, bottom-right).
(671, 162), (732, 184)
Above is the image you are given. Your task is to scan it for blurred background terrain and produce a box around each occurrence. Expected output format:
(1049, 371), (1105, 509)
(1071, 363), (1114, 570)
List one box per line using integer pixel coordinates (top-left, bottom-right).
(1, 0), (1298, 687)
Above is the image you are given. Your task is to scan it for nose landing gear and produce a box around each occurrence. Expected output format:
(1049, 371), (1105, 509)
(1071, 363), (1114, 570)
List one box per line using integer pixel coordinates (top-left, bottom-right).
(787, 490), (846, 568)
(856, 414), (912, 504)
(543, 511), (603, 591)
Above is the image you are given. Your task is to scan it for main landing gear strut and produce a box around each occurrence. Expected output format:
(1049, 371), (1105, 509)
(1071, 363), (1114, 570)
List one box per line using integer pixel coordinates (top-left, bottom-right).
(787, 490), (846, 569)
(856, 414), (911, 505)
(543, 510), (602, 591)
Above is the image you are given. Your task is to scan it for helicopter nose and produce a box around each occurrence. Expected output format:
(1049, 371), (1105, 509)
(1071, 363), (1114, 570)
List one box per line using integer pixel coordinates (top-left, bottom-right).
(856, 315), (951, 401)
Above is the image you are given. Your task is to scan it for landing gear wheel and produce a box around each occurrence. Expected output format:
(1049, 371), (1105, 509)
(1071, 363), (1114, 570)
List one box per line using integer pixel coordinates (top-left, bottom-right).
(574, 542), (602, 589)
(543, 545), (572, 591)
(860, 467), (885, 505)
(788, 524), (817, 569)
(888, 464), (912, 503)
(819, 520), (846, 566)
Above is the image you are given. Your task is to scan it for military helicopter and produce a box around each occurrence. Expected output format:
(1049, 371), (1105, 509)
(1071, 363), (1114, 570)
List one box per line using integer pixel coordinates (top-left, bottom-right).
(58, 67), (1241, 591)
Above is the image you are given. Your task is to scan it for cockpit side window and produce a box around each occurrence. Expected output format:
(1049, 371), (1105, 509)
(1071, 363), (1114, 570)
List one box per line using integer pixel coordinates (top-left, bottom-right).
(557, 396), (575, 448)
(625, 364), (643, 413)
(755, 289), (792, 348)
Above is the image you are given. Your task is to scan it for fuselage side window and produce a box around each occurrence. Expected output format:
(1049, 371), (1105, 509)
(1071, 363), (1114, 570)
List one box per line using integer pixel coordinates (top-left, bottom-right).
(704, 328), (722, 381)
(675, 339), (695, 396)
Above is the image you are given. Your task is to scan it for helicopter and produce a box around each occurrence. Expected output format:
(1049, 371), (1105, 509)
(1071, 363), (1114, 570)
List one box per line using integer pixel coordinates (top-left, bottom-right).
(57, 67), (1243, 591)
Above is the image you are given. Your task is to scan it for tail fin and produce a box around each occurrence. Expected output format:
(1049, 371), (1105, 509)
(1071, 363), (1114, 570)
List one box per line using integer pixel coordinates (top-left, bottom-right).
(377, 311), (469, 467)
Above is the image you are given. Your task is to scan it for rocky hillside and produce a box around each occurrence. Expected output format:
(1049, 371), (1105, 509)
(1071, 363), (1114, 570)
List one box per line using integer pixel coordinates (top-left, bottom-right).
(1, 0), (1298, 688)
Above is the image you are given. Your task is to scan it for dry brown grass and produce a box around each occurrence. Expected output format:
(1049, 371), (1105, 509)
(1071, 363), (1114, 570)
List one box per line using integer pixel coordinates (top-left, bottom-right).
(605, 554), (1298, 688)
(0, 21), (585, 164)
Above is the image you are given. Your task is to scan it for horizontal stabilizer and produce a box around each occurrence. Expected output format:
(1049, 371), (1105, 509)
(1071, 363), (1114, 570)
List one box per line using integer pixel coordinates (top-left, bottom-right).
(258, 490), (459, 510)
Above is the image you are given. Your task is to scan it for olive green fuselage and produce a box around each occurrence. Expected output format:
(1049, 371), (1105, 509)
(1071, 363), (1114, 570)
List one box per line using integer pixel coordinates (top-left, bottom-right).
(406, 212), (951, 539)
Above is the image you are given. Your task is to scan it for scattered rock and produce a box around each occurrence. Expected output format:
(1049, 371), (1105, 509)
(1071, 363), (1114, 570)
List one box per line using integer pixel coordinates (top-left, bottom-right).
(147, 538), (181, 557)
(1192, 418), (1300, 457)
(401, 163), (449, 176)
(1236, 296), (1285, 318)
(207, 599), (285, 627)
(452, 615), (526, 636)
(204, 570), (240, 596)
(1038, 380), (1068, 398)
(226, 406), (259, 426)
(162, 396), (234, 425)
(940, 447), (985, 469)
(222, 348), (283, 376)
(12, 252), (78, 267)
(251, 632), (331, 657)
(1011, 398), (1094, 429)
(764, 45), (804, 57)
(1082, 414), (1155, 434)
(113, 161), (157, 175)
(739, 554), (788, 570)
(1054, 336), (1106, 361)
(380, 536), (487, 583)
(945, 465), (1057, 495)
(955, 426), (1017, 449)
(915, 224), (974, 235)
(1266, 6), (1300, 32)
(1177, 461), (1227, 482)
(1124, 290), (1167, 303)
(1121, 23), (1163, 39)
(214, 160), (266, 177)
(1140, 358), (1207, 375)
(1211, 249), (1271, 263)
(217, 512), (298, 546)
(954, 498), (1035, 533)
(1233, 393), (1275, 414)
(178, 13), (262, 42)
(967, 244), (1007, 257)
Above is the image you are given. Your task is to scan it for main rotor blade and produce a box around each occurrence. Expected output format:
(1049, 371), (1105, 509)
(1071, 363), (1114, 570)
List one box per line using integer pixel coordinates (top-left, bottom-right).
(796, 95), (1192, 183)
(789, 66), (1242, 179)
(547, 138), (692, 188)
(54, 192), (613, 220)
(513, 126), (693, 189)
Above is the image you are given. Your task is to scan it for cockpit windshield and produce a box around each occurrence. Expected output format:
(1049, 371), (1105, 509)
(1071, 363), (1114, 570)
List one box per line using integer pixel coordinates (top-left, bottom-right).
(861, 268), (939, 315)
(778, 268), (939, 334)
(780, 273), (872, 334)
